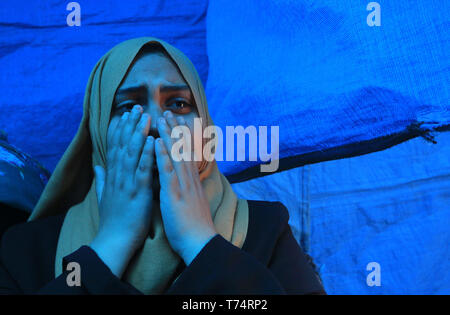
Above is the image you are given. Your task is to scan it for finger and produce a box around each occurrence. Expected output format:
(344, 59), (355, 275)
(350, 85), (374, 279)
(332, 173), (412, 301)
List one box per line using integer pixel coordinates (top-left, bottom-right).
(119, 105), (143, 150)
(94, 165), (106, 205)
(107, 112), (127, 158)
(164, 110), (178, 130)
(117, 105), (143, 186)
(186, 157), (201, 190)
(125, 113), (151, 179)
(155, 137), (173, 178)
(155, 138), (180, 197)
(135, 135), (155, 189)
(106, 112), (128, 186)
(158, 112), (190, 188)
(174, 115), (199, 185)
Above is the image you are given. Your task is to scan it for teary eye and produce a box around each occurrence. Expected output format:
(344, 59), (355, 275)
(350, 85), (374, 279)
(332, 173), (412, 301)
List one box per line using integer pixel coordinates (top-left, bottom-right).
(165, 99), (193, 114)
(115, 100), (138, 113)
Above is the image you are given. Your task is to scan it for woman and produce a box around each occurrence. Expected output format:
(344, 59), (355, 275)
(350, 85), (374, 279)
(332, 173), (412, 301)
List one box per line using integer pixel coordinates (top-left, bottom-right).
(0, 37), (325, 295)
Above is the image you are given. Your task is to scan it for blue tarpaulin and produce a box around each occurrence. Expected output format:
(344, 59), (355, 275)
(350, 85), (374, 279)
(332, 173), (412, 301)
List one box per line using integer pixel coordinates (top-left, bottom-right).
(0, 0), (209, 172)
(206, 0), (449, 177)
(232, 132), (450, 294)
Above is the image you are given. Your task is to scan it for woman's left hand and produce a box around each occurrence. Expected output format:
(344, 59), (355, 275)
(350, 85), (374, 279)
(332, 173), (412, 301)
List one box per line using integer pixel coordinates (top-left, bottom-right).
(155, 111), (217, 265)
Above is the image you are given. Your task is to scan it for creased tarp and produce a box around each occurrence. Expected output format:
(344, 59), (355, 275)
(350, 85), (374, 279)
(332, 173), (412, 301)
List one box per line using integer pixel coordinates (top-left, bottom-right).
(0, 0), (209, 172)
(232, 131), (450, 294)
(206, 0), (450, 177)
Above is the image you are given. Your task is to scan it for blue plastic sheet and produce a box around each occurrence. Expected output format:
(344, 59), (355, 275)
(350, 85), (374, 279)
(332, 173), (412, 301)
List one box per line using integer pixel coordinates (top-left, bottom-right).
(232, 131), (450, 294)
(0, 0), (209, 172)
(206, 0), (450, 176)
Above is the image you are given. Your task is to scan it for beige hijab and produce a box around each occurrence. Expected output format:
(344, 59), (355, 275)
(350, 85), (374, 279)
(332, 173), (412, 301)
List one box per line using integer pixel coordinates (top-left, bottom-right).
(29, 37), (248, 294)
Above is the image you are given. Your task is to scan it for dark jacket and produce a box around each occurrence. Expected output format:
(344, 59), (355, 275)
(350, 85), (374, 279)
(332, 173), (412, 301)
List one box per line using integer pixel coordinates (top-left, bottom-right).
(0, 200), (325, 295)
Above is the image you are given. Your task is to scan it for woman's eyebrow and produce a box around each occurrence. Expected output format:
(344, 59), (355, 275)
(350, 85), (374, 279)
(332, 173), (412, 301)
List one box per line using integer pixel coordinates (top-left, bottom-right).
(116, 83), (190, 95)
(116, 84), (147, 96)
(159, 84), (190, 93)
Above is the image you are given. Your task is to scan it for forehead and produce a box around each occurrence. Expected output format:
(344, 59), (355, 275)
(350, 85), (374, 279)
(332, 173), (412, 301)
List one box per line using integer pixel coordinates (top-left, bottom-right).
(119, 52), (187, 87)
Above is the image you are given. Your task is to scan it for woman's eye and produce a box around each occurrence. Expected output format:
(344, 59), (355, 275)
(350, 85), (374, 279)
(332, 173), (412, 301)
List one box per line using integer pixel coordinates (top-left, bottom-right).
(165, 99), (193, 114)
(115, 101), (137, 113)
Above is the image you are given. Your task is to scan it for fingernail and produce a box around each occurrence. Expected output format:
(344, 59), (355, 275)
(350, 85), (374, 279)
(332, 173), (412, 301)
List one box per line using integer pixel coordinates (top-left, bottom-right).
(164, 110), (172, 118)
(131, 107), (140, 117)
(121, 112), (129, 120)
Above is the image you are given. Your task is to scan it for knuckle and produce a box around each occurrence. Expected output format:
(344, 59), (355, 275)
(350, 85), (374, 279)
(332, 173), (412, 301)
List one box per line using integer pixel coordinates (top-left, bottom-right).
(126, 144), (135, 158)
(138, 160), (148, 172)
(164, 163), (172, 173)
(169, 169), (177, 181)
(121, 125), (131, 138)
(127, 183), (138, 197)
(173, 188), (181, 201)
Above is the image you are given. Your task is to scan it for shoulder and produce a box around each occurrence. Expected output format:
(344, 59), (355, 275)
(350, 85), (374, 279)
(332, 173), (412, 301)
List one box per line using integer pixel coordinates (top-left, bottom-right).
(0, 214), (66, 292)
(1, 213), (66, 267)
(243, 200), (290, 263)
(2, 213), (65, 246)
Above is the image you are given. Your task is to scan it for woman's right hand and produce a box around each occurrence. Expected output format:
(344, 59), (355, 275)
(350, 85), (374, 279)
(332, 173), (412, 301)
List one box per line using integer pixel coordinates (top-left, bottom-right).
(90, 105), (155, 278)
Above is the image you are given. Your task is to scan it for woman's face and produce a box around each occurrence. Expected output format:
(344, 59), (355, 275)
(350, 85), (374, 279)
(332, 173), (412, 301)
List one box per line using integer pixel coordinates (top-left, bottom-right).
(110, 50), (199, 135)
(109, 50), (200, 199)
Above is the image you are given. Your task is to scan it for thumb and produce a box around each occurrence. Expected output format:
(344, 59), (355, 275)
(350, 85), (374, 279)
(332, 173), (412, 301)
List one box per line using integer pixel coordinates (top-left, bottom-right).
(94, 165), (105, 205)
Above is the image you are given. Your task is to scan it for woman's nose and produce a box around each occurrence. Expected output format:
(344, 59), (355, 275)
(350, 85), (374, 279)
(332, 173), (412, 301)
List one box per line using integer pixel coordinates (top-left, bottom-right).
(144, 103), (162, 138)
